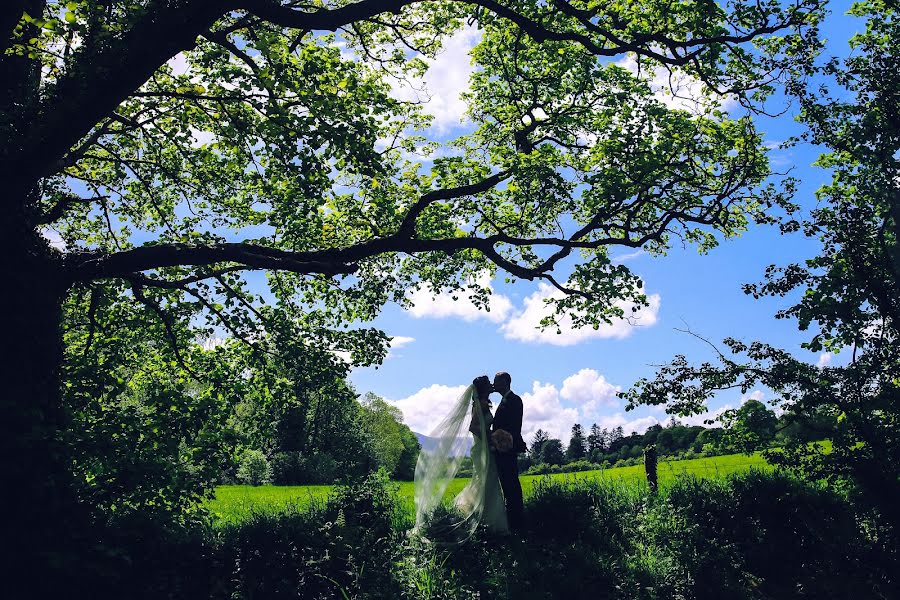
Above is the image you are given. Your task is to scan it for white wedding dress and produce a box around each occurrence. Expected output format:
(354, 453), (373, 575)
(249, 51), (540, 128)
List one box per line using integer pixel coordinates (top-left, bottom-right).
(454, 403), (509, 532)
(413, 384), (509, 539)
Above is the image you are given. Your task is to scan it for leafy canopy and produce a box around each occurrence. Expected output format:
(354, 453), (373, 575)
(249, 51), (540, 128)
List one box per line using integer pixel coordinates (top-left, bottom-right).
(1, 0), (823, 365)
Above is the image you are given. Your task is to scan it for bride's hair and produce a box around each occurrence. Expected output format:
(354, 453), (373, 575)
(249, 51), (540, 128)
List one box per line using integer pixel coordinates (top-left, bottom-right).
(472, 375), (492, 399)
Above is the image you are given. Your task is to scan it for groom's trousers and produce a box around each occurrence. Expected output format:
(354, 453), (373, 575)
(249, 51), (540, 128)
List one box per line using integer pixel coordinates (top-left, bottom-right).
(496, 453), (524, 530)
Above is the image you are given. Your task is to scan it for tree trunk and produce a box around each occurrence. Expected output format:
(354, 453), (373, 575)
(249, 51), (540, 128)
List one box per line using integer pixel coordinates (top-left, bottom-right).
(0, 220), (81, 592)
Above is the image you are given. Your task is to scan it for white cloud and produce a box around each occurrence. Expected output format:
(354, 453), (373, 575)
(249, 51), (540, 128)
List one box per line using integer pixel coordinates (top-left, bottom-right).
(611, 249), (646, 263)
(388, 383), (469, 435)
(406, 272), (513, 323)
(386, 335), (415, 359)
(387, 378), (581, 440)
(501, 283), (661, 346)
(389, 375), (614, 441)
(680, 405), (733, 428)
(40, 227), (66, 251)
(190, 127), (216, 148)
(560, 368), (620, 420)
(389, 26), (481, 132)
(740, 389), (766, 404)
(817, 352), (833, 367)
(167, 52), (189, 76)
(330, 40), (356, 62)
(615, 55), (738, 114)
(332, 350), (353, 364)
(520, 381), (581, 442)
(389, 335), (416, 350)
(596, 412), (661, 436)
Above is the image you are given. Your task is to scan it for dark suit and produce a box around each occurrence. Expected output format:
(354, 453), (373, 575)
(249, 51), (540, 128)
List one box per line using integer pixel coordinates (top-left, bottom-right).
(492, 391), (526, 530)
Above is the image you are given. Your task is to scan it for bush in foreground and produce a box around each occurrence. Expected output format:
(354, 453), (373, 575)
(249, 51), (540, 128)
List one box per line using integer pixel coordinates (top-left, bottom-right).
(73, 470), (897, 600)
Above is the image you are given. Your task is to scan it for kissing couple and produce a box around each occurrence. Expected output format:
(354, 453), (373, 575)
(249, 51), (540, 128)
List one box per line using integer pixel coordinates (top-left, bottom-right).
(413, 372), (527, 539)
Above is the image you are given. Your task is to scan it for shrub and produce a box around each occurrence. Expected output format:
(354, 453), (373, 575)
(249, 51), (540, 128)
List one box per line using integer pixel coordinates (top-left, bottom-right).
(642, 471), (893, 600)
(524, 463), (546, 475)
(455, 465), (474, 478)
(236, 449), (270, 486)
(218, 469), (405, 599)
(269, 450), (303, 484)
(551, 460), (602, 473)
(270, 450), (341, 485)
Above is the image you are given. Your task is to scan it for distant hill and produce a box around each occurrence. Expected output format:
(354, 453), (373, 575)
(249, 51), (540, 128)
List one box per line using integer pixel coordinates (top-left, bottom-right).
(415, 432), (474, 456)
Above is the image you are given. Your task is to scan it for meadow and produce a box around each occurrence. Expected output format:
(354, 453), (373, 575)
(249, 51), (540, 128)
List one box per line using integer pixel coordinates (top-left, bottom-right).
(207, 452), (769, 525)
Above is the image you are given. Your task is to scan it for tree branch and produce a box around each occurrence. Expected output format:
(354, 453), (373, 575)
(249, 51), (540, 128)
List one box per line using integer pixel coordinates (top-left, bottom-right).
(128, 278), (199, 378)
(70, 242), (360, 283)
(237, 0), (414, 32)
(37, 193), (107, 225)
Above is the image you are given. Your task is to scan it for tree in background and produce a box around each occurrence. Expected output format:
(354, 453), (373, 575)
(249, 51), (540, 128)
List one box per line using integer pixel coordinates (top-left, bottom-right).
(773, 408), (835, 445)
(236, 449), (271, 486)
(393, 427), (421, 481)
(643, 423), (663, 448)
(567, 423), (587, 461)
(235, 331), (371, 477)
(530, 429), (549, 463)
(721, 399), (778, 452)
(540, 439), (566, 466)
(694, 428), (725, 453)
(359, 393), (405, 473)
(656, 428), (675, 453)
(587, 423), (604, 460)
(359, 393), (419, 479)
(624, 0), (900, 529)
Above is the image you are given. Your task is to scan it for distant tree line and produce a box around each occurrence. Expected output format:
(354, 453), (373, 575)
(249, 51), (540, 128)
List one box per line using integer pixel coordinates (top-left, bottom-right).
(519, 399), (830, 475)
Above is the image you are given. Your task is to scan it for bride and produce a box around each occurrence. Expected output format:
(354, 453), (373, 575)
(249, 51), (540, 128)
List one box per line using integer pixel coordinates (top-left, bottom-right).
(413, 375), (509, 539)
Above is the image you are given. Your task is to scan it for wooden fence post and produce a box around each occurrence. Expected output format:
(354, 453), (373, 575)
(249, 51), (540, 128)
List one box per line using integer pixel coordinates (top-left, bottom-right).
(644, 444), (658, 493)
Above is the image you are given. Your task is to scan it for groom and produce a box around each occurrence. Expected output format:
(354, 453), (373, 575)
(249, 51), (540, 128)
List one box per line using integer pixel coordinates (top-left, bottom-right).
(491, 371), (527, 531)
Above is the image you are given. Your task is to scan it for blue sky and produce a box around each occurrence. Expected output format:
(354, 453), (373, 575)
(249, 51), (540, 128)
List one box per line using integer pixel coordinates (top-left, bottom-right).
(341, 3), (863, 441)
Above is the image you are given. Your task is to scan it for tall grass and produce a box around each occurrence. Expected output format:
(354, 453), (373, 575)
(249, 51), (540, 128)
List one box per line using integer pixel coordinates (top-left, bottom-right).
(82, 467), (896, 599)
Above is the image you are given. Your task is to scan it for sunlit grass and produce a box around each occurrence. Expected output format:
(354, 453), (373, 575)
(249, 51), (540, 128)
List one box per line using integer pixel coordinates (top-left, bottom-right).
(206, 452), (771, 525)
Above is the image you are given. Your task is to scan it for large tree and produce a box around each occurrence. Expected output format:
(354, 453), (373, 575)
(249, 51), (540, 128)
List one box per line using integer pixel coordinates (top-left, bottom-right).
(623, 0), (900, 528)
(1, 0), (822, 580)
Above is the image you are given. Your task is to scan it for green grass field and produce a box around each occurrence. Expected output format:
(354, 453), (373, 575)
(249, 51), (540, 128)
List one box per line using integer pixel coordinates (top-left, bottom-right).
(207, 452), (770, 525)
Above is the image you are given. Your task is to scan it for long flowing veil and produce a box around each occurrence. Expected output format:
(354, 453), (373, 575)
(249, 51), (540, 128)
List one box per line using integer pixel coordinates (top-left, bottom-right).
(413, 384), (491, 540)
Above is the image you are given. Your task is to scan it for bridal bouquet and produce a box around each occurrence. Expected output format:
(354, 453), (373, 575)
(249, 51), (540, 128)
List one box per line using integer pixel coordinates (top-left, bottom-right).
(491, 428), (514, 453)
